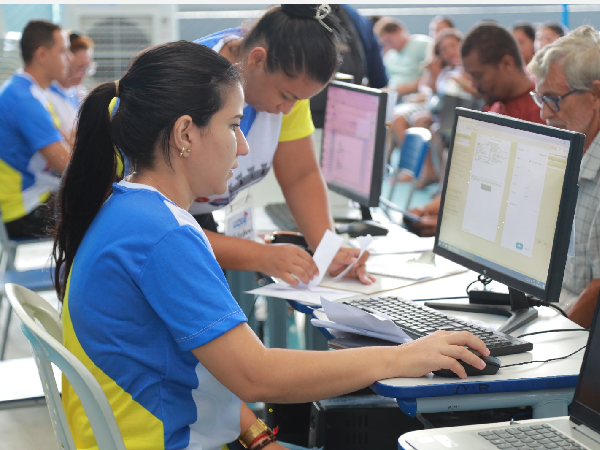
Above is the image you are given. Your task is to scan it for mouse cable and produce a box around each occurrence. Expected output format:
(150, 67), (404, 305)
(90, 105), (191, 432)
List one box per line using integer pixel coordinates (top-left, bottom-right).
(501, 345), (586, 368)
(526, 298), (568, 318)
(516, 328), (589, 339)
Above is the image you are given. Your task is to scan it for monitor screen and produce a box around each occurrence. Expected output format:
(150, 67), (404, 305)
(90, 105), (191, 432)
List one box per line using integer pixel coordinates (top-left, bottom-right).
(320, 81), (388, 208)
(434, 109), (584, 302)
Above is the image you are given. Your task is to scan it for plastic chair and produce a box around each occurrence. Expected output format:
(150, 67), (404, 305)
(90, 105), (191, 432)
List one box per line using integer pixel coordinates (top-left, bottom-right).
(388, 127), (432, 210)
(0, 215), (54, 359)
(5, 283), (126, 450)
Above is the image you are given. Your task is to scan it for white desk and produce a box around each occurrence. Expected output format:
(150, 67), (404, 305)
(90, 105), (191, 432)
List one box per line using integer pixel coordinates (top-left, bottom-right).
(366, 278), (586, 419)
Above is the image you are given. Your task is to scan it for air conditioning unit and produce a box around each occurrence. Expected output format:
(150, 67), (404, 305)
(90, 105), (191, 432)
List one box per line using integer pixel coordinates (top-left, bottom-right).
(61, 4), (178, 85)
(0, 31), (22, 84)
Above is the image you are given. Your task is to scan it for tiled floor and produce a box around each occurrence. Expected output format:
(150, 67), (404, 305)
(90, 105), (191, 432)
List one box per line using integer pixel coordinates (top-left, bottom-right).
(1, 242), (57, 449)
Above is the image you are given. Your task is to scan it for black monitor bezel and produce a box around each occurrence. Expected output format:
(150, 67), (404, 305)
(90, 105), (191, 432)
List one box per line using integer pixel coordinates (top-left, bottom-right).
(570, 291), (600, 433)
(433, 108), (584, 302)
(320, 80), (388, 208)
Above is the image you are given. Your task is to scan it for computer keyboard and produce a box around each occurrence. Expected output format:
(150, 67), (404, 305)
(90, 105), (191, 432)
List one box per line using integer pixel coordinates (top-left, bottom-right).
(478, 424), (582, 449)
(264, 203), (298, 231)
(344, 296), (533, 356)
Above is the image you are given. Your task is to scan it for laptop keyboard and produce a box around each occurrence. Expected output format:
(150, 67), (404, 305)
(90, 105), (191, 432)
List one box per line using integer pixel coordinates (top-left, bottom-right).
(264, 203), (298, 231)
(479, 423), (584, 449)
(344, 296), (533, 356)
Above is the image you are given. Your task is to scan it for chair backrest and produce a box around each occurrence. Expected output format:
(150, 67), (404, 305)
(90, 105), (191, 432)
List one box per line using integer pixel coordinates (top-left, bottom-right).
(397, 127), (432, 179)
(5, 283), (126, 450)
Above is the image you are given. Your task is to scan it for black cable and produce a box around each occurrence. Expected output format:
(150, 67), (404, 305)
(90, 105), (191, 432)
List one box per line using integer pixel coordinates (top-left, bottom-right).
(517, 328), (589, 339)
(502, 345), (586, 368)
(465, 275), (492, 296)
(527, 298), (568, 318)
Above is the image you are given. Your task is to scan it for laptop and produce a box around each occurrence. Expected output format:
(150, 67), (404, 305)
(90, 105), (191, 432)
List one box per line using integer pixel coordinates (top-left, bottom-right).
(401, 295), (600, 450)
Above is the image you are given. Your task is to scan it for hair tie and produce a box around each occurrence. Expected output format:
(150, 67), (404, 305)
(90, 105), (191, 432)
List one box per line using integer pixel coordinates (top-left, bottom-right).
(109, 97), (120, 121)
(115, 80), (119, 97)
(315, 4), (333, 33)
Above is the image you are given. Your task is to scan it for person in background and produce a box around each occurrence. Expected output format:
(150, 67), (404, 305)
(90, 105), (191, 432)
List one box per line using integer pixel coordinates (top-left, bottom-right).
(405, 22), (544, 237)
(429, 15), (455, 40)
(46, 32), (95, 147)
(529, 25), (600, 328)
(373, 16), (432, 98)
(0, 20), (71, 238)
(53, 39), (490, 450)
(511, 21), (536, 66)
(189, 5), (375, 288)
(535, 21), (567, 52)
(341, 4), (388, 89)
(385, 16), (453, 165)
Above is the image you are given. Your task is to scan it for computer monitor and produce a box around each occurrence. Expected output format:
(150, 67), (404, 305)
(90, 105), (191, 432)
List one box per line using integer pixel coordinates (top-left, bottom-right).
(320, 81), (388, 235)
(432, 108), (584, 333)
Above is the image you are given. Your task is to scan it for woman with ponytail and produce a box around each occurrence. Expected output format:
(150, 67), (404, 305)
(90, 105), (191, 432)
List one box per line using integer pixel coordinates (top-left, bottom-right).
(191, 4), (376, 287)
(53, 40), (488, 450)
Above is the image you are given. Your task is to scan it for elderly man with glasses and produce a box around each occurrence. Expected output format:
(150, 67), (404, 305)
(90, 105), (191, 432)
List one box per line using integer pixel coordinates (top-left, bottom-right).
(529, 25), (600, 328)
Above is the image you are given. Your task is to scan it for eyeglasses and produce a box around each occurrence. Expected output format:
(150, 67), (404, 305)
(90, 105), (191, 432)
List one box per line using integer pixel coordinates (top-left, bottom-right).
(530, 89), (584, 113)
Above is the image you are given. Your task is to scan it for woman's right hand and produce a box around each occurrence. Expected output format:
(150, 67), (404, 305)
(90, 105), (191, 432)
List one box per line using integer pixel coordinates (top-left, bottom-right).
(394, 330), (490, 379)
(258, 243), (318, 286)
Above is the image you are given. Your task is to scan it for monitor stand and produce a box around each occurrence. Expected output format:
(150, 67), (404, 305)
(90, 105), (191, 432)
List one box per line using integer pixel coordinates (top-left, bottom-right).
(335, 205), (389, 238)
(425, 286), (538, 334)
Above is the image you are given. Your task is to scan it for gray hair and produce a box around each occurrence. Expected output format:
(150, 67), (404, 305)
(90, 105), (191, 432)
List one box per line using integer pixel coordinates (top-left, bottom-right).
(528, 25), (600, 90)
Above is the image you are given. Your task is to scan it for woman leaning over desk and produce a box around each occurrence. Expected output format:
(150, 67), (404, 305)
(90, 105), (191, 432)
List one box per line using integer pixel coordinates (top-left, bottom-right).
(52, 41), (489, 450)
(190, 4), (375, 287)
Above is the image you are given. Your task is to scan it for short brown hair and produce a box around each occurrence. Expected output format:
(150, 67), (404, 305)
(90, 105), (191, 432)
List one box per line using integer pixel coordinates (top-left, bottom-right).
(373, 17), (405, 37)
(20, 20), (60, 65)
(69, 32), (94, 53)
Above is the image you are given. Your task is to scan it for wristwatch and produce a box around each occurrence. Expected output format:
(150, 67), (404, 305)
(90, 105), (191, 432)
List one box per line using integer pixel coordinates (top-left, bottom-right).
(238, 418), (271, 449)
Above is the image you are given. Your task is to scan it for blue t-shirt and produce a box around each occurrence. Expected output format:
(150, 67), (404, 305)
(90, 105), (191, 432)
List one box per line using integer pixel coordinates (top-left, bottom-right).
(0, 72), (62, 221)
(62, 181), (247, 450)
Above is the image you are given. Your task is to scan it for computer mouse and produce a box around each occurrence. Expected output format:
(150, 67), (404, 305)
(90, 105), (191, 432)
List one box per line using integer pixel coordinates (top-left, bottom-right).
(432, 349), (501, 378)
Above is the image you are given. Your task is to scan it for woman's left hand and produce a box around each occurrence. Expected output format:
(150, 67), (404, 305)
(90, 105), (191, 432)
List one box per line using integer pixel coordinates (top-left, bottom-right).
(327, 247), (376, 285)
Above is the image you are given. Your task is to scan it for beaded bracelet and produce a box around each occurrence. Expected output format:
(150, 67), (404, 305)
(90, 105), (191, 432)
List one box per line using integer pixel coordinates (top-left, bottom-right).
(250, 433), (276, 450)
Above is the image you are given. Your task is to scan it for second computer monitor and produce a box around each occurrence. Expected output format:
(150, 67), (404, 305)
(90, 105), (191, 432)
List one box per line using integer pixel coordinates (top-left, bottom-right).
(434, 108), (584, 303)
(320, 81), (388, 209)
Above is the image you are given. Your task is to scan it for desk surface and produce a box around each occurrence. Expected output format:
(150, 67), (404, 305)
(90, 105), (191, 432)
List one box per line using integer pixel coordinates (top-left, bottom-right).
(369, 289), (586, 400)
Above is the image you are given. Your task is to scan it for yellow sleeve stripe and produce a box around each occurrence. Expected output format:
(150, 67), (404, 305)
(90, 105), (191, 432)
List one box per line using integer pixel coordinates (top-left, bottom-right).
(278, 99), (315, 142)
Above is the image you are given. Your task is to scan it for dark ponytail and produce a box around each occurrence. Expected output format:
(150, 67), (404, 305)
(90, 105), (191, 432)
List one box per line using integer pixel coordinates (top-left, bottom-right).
(52, 82), (120, 300)
(53, 41), (241, 300)
(241, 4), (348, 84)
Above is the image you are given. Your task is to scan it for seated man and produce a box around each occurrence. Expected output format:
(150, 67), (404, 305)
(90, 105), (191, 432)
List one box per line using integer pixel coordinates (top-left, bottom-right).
(373, 16), (431, 98)
(529, 25), (600, 328)
(406, 22), (544, 236)
(0, 20), (71, 238)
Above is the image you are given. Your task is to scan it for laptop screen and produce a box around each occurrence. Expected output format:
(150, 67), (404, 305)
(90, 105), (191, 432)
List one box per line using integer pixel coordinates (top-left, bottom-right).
(570, 295), (600, 434)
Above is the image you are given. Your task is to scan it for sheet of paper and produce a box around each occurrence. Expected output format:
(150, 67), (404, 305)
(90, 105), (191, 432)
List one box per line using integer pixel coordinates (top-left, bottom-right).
(246, 284), (355, 306)
(319, 298), (413, 343)
(366, 252), (467, 281)
(307, 229), (343, 287)
(319, 274), (415, 294)
(349, 226), (434, 255)
(333, 234), (373, 280)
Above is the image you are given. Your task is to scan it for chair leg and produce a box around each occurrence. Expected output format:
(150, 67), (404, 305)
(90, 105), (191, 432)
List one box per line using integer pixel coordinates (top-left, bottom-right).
(0, 295), (12, 360)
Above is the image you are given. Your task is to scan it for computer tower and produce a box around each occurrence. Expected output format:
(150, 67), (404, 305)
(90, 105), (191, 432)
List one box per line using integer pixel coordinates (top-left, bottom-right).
(308, 395), (423, 450)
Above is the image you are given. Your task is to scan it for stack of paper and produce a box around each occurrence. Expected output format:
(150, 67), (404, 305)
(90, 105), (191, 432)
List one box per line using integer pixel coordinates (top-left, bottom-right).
(366, 252), (467, 281)
(310, 298), (413, 344)
(349, 226), (434, 255)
